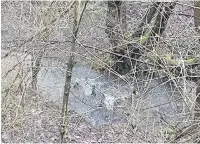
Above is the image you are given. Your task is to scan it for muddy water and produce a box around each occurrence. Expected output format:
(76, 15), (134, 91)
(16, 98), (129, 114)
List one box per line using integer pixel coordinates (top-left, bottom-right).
(37, 65), (197, 126)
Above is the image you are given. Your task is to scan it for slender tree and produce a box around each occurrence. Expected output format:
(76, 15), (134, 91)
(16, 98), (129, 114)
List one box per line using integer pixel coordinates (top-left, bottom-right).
(194, 1), (200, 39)
(60, 1), (87, 142)
(194, 1), (200, 119)
(194, 81), (200, 118)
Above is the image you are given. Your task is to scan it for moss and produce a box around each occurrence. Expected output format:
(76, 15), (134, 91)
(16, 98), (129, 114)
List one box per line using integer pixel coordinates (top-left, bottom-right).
(123, 31), (133, 41)
(184, 55), (200, 64)
(163, 127), (178, 141)
(160, 54), (176, 65)
(139, 32), (150, 45)
(158, 54), (200, 66)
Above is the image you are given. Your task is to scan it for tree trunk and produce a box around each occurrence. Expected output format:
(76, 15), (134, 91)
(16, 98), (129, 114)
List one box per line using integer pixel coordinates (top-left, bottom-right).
(194, 1), (200, 119)
(194, 83), (200, 118)
(31, 2), (55, 90)
(61, 3), (78, 142)
(133, 2), (161, 37)
(194, 1), (200, 38)
(60, 1), (87, 142)
(147, 2), (176, 45)
(106, 1), (133, 74)
(105, 1), (124, 47)
(31, 50), (44, 90)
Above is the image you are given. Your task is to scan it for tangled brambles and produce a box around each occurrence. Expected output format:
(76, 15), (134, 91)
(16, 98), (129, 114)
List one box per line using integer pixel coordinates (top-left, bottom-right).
(91, 53), (114, 72)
